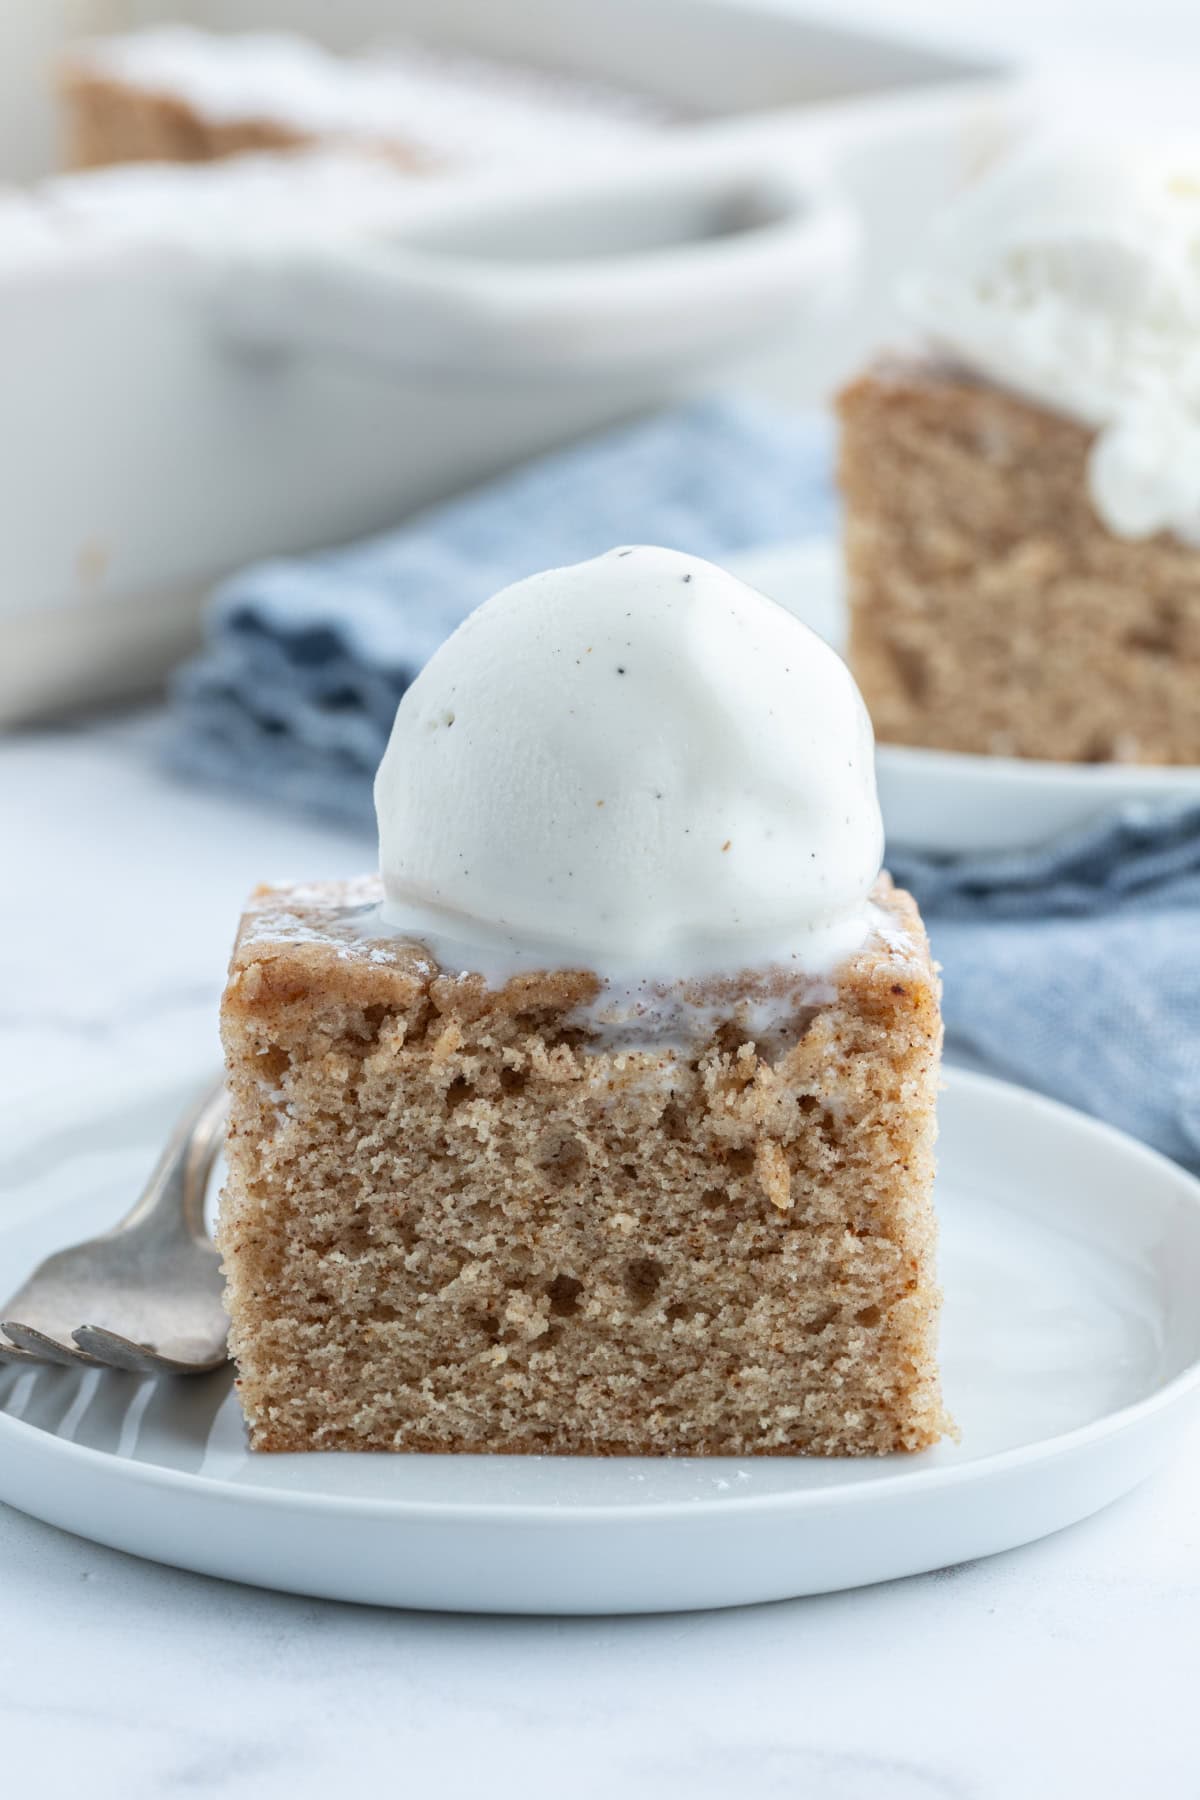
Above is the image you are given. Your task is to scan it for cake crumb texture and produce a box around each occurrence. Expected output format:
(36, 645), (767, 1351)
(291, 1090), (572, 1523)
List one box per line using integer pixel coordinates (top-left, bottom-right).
(839, 362), (1200, 763)
(219, 877), (948, 1457)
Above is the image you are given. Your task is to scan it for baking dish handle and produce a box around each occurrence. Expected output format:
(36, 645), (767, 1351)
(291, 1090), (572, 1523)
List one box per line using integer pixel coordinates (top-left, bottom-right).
(215, 155), (858, 377)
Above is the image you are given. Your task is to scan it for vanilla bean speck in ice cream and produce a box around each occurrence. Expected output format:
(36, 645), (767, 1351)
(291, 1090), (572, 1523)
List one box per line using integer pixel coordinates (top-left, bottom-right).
(374, 547), (883, 983)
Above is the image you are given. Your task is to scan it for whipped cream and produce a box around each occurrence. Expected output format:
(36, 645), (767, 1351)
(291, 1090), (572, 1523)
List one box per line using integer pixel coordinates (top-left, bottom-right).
(3, 151), (421, 260)
(374, 547), (883, 982)
(901, 139), (1200, 543)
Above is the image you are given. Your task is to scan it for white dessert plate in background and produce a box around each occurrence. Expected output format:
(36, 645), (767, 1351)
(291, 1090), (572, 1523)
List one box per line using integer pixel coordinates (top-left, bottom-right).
(730, 541), (1200, 857)
(1, 1066), (1199, 1614)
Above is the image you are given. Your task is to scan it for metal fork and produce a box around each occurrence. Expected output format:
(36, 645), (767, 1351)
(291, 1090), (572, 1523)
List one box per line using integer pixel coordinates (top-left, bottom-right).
(0, 1078), (230, 1375)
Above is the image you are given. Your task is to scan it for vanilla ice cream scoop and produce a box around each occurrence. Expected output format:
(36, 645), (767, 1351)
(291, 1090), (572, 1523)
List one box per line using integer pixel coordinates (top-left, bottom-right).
(374, 546), (882, 979)
(901, 138), (1200, 543)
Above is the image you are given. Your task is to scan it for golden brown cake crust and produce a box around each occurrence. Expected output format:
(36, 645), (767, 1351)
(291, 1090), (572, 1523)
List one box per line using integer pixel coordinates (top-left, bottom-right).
(838, 359), (1200, 764)
(220, 875), (948, 1458)
(57, 68), (431, 171)
(59, 70), (316, 169)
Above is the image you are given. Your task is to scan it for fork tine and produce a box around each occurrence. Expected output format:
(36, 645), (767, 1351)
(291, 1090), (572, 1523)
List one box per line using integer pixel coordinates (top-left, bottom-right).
(72, 1325), (224, 1376)
(1, 1321), (104, 1368)
(72, 1326), (163, 1374)
(0, 1075), (231, 1380)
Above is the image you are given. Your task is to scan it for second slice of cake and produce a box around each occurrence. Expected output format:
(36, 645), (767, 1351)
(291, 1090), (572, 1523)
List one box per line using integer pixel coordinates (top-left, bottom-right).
(840, 140), (1200, 765)
(220, 547), (949, 1456)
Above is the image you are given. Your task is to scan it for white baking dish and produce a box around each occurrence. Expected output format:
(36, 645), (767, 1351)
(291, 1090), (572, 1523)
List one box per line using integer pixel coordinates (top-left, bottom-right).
(0, 0), (1017, 724)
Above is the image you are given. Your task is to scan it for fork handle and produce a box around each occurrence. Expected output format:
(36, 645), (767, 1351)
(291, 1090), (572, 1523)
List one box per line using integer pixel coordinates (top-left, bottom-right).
(113, 1076), (228, 1244)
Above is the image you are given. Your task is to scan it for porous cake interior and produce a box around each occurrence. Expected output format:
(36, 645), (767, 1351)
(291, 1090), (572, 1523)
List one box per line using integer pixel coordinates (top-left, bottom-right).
(839, 361), (1200, 764)
(219, 877), (947, 1456)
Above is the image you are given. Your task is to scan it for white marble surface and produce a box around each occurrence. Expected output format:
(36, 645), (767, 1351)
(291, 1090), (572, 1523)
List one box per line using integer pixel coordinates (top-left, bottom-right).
(2, 714), (1200, 1798)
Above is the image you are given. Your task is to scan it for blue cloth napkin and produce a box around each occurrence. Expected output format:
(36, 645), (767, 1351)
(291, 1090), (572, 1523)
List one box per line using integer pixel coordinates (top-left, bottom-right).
(890, 806), (1200, 1172)
(168, 397), (835, 828)
(168, 395), (1200, 1171)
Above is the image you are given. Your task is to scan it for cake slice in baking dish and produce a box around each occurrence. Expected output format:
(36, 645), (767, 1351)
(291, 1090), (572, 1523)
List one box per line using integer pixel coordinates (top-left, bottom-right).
(60, 26), (671, 173)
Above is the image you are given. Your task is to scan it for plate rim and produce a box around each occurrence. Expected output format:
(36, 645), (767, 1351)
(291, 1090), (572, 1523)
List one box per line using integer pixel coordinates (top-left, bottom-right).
(878, 740), (1200, 790)
(2, 1065), (1199, 1528)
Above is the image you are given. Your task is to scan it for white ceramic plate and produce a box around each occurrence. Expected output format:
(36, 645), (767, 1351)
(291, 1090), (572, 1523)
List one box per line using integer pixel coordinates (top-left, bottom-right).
(2, 1066), (1199, 1614)
(730, 542), (1200, 857)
